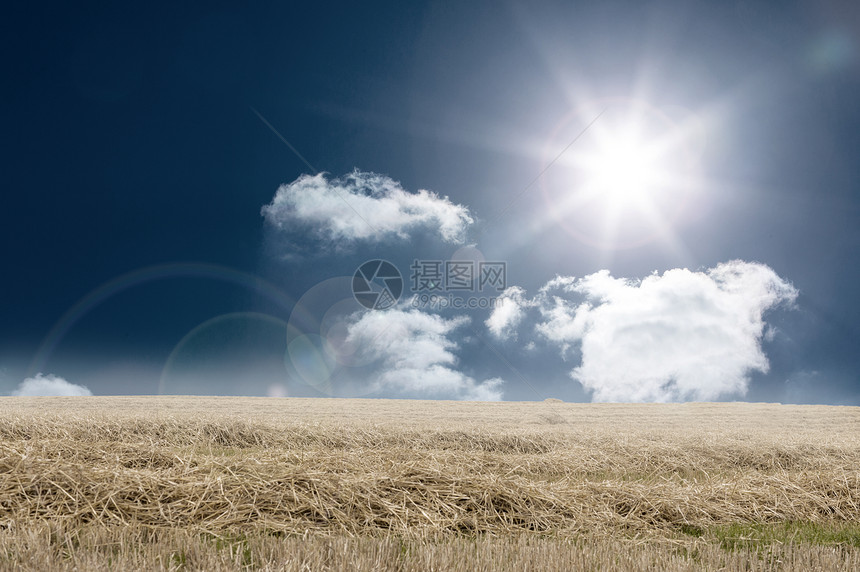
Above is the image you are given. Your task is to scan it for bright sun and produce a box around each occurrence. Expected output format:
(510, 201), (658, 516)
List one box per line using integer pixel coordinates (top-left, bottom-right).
(584, 133), (664, 209)
(540, 101), (706, 250)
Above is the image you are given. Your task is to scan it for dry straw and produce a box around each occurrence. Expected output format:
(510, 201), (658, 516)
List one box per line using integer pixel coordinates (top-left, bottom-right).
(0, 397), (858, 570)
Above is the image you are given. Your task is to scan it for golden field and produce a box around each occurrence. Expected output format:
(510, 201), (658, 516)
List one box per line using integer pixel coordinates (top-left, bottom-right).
(0, 397), (858, 570)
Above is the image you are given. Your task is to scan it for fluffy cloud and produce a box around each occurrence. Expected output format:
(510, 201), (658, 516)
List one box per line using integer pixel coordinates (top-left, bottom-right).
(12, 373), (92, 396)
(485, 286), (532, 340)
(262, 171), (474, 246)
(344, 308), (503, 400)
(487, 261), (797, 402)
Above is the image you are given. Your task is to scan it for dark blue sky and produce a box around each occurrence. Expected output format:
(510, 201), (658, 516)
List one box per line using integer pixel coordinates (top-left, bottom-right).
(2, 1), (858, 403)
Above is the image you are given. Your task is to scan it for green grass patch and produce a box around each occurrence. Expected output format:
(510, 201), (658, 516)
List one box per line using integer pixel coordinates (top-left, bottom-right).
(200, 532), (254, 567)
(169, 550), (186, 569)
(711, 521), (860, 551)
(677, 523), (704, 538)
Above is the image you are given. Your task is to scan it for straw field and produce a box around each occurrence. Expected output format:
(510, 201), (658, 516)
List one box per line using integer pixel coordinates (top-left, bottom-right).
(0, 397), (858, 570)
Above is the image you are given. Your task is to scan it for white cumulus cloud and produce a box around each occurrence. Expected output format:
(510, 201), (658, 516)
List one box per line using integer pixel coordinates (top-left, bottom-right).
(12, 373), (93, 396)
(489, 261), (797, 402)
(344, 308), (503, 400)
(262, 170), (474, 247)
(485, 286), (533, 340)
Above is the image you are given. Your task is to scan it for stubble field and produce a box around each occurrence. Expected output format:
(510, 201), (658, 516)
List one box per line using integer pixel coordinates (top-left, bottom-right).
(0, 397), (858, 570)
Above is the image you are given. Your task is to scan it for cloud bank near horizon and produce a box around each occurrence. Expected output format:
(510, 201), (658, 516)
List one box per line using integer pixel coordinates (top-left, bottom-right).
(344, 308), (503, 401)
(12, 373), (93, 397)
(262, 171), (474, 248)
(487, 260), (797, 402)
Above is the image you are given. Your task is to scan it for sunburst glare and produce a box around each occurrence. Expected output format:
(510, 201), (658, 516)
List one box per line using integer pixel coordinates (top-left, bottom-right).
(540, 100), (705, 253)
